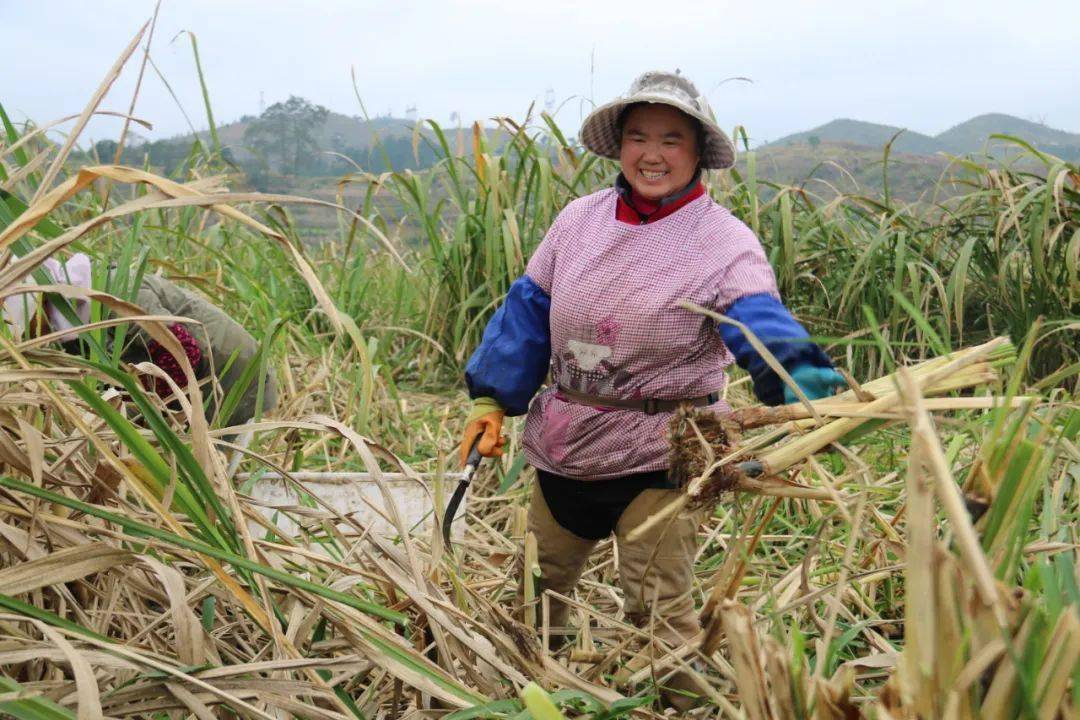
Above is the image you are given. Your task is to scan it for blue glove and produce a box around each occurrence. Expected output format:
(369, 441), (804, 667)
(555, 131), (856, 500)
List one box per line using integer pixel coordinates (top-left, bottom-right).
(783, 365), (847, 404)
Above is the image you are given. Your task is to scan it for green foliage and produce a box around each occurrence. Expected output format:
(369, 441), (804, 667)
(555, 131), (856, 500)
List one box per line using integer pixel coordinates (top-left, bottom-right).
(342, 115), (1079, 391)
(376, 115), (609, 362)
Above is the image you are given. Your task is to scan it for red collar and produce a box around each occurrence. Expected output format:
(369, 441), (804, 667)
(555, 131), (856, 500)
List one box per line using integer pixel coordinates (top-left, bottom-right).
(614, 173), (705, 225)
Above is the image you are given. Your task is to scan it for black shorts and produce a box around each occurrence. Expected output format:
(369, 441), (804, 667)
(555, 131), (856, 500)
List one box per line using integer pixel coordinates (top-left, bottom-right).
(537, 468), (676, 540)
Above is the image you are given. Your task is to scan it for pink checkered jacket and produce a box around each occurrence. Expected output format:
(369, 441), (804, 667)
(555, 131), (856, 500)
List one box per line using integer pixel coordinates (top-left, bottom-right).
(520, 188), (780, 479)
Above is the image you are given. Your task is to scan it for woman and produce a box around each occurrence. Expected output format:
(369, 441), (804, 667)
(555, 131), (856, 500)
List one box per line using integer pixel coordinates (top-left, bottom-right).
(461, 71), (843, 706)
(3, 253), (276, 426)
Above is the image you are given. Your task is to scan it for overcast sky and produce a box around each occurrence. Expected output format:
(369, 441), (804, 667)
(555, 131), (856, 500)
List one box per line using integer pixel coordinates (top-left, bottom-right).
(2, 0), (1078, 148)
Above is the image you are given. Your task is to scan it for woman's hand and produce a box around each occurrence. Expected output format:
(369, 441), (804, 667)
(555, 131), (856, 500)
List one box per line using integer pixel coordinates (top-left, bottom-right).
(783, 365), (847, 404)
(461, 397), (507, 466)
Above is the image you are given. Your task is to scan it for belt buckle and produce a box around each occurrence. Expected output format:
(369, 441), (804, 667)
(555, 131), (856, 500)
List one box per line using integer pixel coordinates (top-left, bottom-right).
(643, 398), (659, 415)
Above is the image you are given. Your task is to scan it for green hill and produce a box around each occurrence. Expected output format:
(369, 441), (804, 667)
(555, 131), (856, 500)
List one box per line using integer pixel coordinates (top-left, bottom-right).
(767, 119), (946, 155)
(107, 101), (443, 183)
(935, 113), (1080, 158)
(748, 140), (954, 203)
(201, 111), (420, 157)
(768, 113), (1080, 161)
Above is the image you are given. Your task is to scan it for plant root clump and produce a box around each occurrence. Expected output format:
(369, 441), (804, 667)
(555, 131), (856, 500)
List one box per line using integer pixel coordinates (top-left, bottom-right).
(667, 406), (746, 503)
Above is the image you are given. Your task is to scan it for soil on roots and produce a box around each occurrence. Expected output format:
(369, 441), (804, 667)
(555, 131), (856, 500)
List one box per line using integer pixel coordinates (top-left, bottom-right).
(667, 406), (744, 504)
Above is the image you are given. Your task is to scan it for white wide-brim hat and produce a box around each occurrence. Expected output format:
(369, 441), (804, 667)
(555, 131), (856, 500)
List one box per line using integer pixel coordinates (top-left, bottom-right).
(580, 70), (736, 170)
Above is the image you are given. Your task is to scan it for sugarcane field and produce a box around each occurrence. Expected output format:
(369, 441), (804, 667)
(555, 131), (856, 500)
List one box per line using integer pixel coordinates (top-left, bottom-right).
(1, 4), (1079, 719)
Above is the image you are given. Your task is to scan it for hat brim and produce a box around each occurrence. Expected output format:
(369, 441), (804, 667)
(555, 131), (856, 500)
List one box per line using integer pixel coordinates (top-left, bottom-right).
(580, 95), (736, 170)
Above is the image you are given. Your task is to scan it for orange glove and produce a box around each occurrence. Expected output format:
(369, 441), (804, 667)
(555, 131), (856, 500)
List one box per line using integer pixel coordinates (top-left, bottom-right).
(461, 397), (506, 466)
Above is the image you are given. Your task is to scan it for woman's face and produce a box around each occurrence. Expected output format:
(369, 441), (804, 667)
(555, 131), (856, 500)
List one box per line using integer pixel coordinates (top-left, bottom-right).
(618, 104), (700, 201)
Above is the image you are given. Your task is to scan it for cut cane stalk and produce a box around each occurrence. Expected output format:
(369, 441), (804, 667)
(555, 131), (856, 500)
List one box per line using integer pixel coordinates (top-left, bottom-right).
(630, 339), (1013, 597)
(729, 395), (1034, 430)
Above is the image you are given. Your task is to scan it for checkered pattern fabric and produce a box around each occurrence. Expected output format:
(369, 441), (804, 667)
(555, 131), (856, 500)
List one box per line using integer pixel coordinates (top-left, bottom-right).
(579, 71), (736, 169)
(522, 188), (779, 479)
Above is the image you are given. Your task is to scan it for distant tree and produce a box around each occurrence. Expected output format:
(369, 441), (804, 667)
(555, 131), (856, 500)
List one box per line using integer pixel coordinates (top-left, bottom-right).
(243, 95), (329, 176)
(94, 139), (119, 162)
(808, 135), (821, 149)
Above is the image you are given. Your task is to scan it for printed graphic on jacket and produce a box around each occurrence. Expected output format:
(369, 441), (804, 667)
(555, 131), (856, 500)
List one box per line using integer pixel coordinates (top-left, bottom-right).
(559, 339), (633, 397)
(558, 315), (634, 397)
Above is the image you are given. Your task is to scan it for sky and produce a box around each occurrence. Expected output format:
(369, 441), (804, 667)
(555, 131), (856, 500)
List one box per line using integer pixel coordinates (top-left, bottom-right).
(2, 0), (1079, 148)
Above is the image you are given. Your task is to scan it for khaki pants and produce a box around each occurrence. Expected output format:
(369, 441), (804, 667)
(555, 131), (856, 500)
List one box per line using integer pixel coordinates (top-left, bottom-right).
(525, 482), (701, 648)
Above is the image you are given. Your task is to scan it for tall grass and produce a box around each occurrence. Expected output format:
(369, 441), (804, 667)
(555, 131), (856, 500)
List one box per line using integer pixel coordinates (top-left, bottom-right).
(335, 113), (1079, 392)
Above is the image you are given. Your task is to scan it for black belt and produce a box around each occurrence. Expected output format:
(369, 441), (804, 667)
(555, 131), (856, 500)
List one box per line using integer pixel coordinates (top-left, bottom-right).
(557, 386), (720, 415)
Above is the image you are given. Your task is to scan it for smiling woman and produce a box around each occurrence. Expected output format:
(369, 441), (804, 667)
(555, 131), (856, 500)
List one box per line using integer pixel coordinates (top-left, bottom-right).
(459, 70), (847, 710)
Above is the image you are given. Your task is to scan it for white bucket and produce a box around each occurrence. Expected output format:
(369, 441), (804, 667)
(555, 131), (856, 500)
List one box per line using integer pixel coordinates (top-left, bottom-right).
(241, 471), (467, 543)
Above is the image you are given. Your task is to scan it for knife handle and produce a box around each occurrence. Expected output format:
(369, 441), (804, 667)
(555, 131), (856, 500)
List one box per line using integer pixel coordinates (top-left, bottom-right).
(463, 435), (484, 476)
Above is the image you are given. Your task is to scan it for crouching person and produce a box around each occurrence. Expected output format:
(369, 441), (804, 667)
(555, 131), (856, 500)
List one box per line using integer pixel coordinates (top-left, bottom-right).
(122, 268), (277, 426)
(3, 252), (276, 427)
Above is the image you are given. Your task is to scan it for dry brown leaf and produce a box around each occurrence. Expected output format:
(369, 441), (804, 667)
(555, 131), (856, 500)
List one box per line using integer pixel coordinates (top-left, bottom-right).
(32, 620), (104, 720)
(719, 599), (774, 720)
(0, 543), (132, 596)
(139, 557), (206, 666)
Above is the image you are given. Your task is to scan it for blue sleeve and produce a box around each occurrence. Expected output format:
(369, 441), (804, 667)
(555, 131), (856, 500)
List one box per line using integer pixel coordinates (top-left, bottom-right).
(465, 275), (551, 416)
(718, 293), (834, 406)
